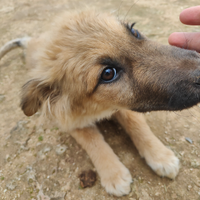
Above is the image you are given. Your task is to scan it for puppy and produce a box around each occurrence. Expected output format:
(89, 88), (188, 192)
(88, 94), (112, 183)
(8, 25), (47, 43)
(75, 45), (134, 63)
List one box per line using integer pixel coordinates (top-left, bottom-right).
(1, 10), (200, 196)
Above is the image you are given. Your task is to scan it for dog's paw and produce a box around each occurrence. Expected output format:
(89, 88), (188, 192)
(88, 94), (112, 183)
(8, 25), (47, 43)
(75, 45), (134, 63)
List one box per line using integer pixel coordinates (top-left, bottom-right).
(100, 163), (132, 196)
(145, 147), (179, 179)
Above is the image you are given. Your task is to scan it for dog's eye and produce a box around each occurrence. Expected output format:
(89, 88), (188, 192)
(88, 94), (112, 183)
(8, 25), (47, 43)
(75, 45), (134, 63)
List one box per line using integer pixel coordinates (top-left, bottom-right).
(131, 28), (140, 39)
(101, 67), (117, 82)
(130, 23), (141, 39)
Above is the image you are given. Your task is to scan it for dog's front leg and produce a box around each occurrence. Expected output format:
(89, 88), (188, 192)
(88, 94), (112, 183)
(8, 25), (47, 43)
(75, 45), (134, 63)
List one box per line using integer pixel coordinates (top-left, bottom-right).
(70, 126), (132, 196)
(114, 110), (179, 179)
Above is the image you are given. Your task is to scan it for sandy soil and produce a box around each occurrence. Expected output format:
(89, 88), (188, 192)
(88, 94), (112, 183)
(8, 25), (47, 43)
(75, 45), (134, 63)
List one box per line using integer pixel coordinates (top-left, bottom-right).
(1, 0), (200, 199)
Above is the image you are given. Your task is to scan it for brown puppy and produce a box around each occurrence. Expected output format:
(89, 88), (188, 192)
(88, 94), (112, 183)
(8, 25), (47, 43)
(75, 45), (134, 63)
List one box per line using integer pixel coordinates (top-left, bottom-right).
(1, 10), (200, 196)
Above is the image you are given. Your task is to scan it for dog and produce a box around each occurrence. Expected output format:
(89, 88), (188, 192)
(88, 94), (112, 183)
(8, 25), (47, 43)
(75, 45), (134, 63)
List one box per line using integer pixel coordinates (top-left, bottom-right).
(1, 10), (200, 196)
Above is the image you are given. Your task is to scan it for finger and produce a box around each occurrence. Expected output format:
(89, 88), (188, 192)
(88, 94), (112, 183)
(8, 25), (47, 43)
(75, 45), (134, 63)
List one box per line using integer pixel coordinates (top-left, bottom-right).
(168, 32), (200, 52)
(180, 6), (200, 25)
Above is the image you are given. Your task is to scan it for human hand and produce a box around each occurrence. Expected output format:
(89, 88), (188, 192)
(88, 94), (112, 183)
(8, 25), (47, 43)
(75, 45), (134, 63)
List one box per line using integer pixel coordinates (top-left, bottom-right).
(168, 6), (200, 53)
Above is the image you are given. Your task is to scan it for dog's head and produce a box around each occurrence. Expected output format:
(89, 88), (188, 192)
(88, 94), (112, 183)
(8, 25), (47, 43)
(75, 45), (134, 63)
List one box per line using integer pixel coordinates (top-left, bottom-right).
(21, 10), (200, 124)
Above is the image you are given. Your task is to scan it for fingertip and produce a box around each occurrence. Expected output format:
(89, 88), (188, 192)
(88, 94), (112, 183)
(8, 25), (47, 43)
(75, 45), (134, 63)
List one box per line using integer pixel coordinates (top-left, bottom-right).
(168, 32), (182, 46)
(169, 32), (200, 52)
(179, 9), (188, 24)
(179, 6), (200, 25)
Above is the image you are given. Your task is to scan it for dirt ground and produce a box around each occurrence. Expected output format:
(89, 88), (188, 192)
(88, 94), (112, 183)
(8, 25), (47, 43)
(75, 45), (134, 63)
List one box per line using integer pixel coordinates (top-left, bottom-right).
(1, 0), (200, 199)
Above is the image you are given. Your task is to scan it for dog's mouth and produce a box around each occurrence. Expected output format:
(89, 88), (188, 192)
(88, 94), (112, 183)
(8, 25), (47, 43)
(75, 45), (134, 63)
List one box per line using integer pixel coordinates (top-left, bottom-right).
(132, 94), (200, 112)
(167, 90), (200, 111)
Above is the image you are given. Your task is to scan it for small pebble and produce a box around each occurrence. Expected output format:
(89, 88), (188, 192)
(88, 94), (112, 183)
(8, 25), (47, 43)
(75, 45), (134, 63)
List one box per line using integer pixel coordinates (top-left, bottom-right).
(0, 94), (5, 103)
(56, 144), (67, 155)
(187, 185), (192, 191)
(191, 160), (200, 168)
(6, 180), (17, 190)
(185, 137), (193, 144)
(155, 192), (160, 196)
(61, 182), (71, 192)
(43, 146), (51, 153)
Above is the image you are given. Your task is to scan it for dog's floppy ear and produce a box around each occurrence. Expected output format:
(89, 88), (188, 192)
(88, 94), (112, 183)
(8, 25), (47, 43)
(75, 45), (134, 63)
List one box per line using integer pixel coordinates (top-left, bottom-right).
(20, 79), (60, 116)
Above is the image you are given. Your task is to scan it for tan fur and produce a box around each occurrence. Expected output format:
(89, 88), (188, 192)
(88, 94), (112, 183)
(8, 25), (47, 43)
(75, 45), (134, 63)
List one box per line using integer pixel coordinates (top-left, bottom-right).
(114, 110), (179, 179)
(2, 9), (200, 196)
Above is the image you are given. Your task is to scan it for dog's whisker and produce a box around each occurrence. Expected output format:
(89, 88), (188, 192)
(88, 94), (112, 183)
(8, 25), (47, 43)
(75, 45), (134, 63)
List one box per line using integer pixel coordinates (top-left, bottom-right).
(172, 110), (190, 118)
(123, 0), (139, 23)
(172, 111), (183, 117)
(186, 108), (200, 123)
(172, 108), (200, 124)
(115, 0), (124, 19)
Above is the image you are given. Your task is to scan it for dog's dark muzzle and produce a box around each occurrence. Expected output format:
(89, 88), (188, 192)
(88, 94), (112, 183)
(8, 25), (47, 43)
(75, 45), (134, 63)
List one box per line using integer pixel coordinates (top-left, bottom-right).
(133, 64), (200, 112)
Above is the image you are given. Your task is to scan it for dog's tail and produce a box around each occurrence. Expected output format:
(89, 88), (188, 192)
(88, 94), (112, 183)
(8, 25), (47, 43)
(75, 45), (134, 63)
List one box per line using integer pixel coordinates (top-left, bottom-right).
(0, 37), (31, 60)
